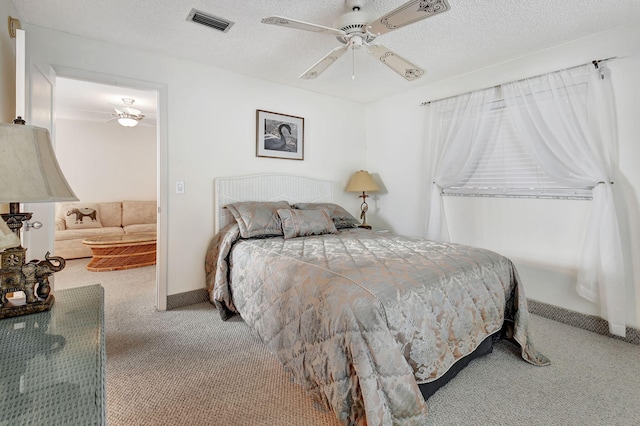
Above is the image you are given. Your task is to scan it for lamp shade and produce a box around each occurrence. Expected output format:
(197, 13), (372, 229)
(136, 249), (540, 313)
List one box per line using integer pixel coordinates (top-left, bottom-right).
(345, 170), (380, 193)
(0, 123), (78, 203)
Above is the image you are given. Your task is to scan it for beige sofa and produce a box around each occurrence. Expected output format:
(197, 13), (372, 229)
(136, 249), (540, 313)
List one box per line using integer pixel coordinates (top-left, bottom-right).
(55, 200), (156, 259)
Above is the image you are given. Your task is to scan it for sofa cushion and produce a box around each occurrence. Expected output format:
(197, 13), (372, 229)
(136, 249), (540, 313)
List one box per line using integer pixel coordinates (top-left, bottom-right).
(59, 203), (102, 229)
(98, 202), (123, 228)
(55, 227), (124, 242)
(123, 224), (157, 234)
(54, 239), (93, 259)
(55, 216), (66, 231)
(122, 200), (156, 226)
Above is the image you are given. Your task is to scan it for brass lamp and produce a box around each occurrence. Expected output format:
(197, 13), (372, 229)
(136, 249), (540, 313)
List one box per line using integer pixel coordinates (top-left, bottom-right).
(0, 120), (78, 319)
(345, 170), (380, 229)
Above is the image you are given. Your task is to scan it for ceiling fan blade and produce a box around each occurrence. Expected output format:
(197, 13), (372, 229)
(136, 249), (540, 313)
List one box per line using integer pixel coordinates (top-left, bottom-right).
(299, 45), (349, 80)
(367, 0), (451, 35)
(368, 44), (425, 81)
(261, 16), (345, 36)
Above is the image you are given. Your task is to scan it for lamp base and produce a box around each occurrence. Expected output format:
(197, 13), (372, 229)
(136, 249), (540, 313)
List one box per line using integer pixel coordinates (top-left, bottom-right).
(0, 245), (66, 320)
(358, 193), (372, 230)
(1, 210), (32, 238)
(0, 294), (54, 319)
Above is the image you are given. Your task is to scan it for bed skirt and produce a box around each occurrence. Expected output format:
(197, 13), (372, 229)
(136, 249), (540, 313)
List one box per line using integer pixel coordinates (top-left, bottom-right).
(419, 331), (499, 400)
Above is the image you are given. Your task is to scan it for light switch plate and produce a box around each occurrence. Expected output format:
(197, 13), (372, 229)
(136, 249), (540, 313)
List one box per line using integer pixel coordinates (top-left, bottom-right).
(176, 181), (185, 194)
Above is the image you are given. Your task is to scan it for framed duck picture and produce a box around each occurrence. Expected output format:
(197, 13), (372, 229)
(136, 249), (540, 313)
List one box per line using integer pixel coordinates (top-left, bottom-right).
(256, 109), (304, 160)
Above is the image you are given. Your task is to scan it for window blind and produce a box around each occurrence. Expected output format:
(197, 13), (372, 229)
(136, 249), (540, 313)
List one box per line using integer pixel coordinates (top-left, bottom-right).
(440, 93), (593, 200)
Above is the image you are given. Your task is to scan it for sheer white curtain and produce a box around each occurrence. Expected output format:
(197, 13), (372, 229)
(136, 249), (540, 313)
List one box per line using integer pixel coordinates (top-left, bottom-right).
(424, 63), (625, 336)
(424, 87), (501, 240)
(502, 64), (624, 336)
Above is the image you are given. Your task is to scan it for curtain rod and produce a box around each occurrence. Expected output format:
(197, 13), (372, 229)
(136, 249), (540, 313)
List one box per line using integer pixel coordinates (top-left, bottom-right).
(420, 57), (617, 106)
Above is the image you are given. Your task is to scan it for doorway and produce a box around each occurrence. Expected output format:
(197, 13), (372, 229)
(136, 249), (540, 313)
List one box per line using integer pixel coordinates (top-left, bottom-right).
(52, 74), (167, 310)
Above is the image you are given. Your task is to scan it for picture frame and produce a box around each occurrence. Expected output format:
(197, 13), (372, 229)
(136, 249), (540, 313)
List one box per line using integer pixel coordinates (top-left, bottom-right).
(256, 109), (304, 160)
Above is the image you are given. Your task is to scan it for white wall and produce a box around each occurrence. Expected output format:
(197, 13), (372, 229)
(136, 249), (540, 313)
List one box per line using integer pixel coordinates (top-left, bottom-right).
(55, 119), (156, 202)
(0, 1), (17, 123)
(22, 24), (366, 297)
(366, 22), (640, 328)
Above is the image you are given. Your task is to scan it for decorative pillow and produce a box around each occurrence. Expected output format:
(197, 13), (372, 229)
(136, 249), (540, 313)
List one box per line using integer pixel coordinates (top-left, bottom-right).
(292, 202), (360, 229)
(277, 208), (338, 240)
(61, 203), (103, 229)
(225, 201), (290, 238)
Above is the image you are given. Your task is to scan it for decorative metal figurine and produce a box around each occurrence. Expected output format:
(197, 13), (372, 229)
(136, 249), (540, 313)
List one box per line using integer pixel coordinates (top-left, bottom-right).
(0, 244), (66, 319)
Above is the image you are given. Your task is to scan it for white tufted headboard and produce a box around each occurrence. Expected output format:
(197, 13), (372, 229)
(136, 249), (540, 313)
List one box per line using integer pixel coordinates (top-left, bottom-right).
(214, 174), (334, 233)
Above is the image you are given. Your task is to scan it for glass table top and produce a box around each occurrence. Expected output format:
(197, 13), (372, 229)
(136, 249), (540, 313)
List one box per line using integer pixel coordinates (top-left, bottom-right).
(83, 232), (156, 245)
(0, 285), (105, 425)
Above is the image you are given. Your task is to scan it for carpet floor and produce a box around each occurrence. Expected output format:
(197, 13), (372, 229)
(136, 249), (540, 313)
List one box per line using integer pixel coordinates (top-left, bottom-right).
(55, 259), (640, 426)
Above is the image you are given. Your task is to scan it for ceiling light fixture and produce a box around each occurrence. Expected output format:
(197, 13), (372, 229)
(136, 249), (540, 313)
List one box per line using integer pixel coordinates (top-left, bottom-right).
(113, 98), (144, 127)
(116, 114), (140, 127)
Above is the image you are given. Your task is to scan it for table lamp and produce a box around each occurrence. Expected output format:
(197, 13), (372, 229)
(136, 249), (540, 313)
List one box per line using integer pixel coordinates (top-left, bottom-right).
(345, 170), (380, 229)
(0, 119), (78, 319)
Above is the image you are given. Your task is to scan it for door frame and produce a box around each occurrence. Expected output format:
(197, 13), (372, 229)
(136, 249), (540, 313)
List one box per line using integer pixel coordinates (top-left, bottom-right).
(22, 57), (56, 258)
(50, 67), (168, 310)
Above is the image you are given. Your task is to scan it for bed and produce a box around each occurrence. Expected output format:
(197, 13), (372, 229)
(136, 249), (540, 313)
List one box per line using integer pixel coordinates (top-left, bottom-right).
(205, 174), (549, 425)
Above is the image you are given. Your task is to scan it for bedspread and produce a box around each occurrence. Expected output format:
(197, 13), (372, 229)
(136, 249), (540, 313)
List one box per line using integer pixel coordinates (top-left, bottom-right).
(205, 225), (549, 425)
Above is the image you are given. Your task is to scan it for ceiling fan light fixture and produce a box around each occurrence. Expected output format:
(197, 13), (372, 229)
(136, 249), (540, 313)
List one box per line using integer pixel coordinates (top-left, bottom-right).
(113, 98), (145, 127)
(117, 114), (140, 127)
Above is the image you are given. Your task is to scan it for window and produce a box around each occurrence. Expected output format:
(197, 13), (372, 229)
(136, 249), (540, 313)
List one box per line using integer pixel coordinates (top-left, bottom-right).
(439, 76), (594, 200)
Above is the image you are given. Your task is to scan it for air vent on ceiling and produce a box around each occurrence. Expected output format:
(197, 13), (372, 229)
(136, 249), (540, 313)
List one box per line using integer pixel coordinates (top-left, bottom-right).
(186, 8), (234, 33)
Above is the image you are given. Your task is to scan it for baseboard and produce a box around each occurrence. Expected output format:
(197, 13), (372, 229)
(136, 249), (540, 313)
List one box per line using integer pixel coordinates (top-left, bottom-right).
(527, 299), (639, 345)
(166, 288), (209, 310)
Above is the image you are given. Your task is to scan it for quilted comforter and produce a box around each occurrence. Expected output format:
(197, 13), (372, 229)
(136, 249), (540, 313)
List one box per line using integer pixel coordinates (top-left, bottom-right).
(205, 225), (549, 425)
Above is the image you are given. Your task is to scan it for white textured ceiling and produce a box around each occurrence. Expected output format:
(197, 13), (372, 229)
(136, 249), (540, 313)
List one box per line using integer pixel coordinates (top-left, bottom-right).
(54, 77), (158, 126)
(11, 0), (640, 115)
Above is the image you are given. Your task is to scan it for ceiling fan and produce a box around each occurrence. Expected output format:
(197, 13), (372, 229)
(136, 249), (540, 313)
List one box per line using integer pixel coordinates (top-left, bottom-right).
(261, 0), (451, 81)
(112, 98), (145, 127)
